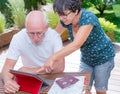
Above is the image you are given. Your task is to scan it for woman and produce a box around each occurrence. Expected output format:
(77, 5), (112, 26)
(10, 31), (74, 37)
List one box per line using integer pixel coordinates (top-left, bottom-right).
(44, 0), (115, 94)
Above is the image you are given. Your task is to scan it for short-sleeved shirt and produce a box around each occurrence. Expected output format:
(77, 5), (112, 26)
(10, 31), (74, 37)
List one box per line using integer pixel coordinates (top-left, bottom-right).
(7, 28), (63, 68)
(61, 9), (115, 67)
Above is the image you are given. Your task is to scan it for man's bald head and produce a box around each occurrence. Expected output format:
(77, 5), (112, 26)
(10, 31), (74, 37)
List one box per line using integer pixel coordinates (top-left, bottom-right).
(25, 10), (47, 32)
(25, 11), (48, 45)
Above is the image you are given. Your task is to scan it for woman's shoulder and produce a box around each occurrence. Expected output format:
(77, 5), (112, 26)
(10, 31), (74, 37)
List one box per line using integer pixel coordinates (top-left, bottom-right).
(81, 8), (96, 18)
(80, 9), (99, 25)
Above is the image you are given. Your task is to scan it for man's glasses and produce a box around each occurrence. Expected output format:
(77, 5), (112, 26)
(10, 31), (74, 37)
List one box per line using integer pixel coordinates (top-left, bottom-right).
(58, 11), (72, 18)
(27, 31), (45, 37)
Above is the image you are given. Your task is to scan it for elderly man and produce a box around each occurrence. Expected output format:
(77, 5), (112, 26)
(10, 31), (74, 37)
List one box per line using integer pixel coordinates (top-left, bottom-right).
(2, 10), (65, 93)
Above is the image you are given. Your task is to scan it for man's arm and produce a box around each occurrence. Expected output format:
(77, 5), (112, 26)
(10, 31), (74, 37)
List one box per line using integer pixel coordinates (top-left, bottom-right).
(18, 66), (45, 74)
(36, 57), (65, 74)
(19, 58), (64, 74)
(1, 58), (20, 93)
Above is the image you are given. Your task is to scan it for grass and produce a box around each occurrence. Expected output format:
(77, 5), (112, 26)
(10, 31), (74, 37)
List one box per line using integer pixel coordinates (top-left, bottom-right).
(115, 31), (120, 42)
(88, 7), (120, 43)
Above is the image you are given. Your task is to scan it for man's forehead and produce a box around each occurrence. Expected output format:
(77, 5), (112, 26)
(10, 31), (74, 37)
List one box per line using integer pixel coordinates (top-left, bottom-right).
(26, 11), (45, 31)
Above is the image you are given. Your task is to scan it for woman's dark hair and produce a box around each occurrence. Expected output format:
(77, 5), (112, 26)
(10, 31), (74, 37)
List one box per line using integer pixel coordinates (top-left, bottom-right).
(53, 0), (82, 15)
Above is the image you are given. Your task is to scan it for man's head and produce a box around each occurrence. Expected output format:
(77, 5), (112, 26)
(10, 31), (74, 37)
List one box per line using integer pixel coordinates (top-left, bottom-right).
(25, 10), (48, 45)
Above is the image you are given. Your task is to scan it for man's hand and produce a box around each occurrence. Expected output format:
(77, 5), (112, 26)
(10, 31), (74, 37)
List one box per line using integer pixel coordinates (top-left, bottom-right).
(4, 79), (20, 93)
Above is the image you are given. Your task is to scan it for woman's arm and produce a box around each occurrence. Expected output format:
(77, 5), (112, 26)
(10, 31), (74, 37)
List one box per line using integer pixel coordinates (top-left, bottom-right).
(44, 24), (93, 73)
(55, 22), (67, 35)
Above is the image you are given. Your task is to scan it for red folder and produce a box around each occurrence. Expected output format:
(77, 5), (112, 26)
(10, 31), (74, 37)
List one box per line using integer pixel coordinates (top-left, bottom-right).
(9, 69), (51, 94)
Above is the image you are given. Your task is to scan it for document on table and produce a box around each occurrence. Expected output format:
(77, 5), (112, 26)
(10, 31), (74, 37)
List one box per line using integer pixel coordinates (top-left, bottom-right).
(48, 76), (86, 94)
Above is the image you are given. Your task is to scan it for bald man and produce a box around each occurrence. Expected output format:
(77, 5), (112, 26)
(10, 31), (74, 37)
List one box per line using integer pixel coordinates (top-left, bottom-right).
(2, 10), (65, 93)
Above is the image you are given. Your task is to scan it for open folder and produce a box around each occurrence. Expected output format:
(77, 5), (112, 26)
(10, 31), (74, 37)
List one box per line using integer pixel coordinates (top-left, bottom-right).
(9, 69), (53, 94)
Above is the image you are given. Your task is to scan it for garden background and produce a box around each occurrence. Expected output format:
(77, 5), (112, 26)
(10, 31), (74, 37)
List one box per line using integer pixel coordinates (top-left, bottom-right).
(0, 0), (120, 43)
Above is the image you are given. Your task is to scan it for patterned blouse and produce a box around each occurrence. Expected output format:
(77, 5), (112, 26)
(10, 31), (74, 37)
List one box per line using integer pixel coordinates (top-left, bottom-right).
(61, 9), (115, 67)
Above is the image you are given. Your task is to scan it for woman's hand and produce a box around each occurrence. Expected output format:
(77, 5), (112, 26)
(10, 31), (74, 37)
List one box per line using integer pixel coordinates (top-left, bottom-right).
(45, 56), (56, 73)
(44, 55), (61, 73)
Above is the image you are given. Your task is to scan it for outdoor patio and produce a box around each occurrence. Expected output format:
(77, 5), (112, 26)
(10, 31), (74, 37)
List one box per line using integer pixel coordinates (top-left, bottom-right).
(0, 41), (120, 94)
(0, 0), (120, 93)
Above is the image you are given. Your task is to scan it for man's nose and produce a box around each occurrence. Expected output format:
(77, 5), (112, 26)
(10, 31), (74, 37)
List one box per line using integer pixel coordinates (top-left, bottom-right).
(33, 34), (39, 39)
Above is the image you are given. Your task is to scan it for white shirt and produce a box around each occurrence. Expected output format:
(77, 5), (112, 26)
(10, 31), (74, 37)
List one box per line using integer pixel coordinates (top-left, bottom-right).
(7, 28), (63, 68)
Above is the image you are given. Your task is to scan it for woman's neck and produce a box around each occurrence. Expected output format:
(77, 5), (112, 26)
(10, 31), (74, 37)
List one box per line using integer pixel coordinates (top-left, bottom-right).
(72, 11), (82, 27)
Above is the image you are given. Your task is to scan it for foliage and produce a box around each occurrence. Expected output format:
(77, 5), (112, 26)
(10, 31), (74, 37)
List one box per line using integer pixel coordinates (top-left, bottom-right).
(99, 18), (117, 33)
(114, 31), (120, 42)
(116, 0), (120, 4)
(0, 0), (13, 28)
(44, 4), (59, 28)
(81, 0), (92, 8)
(112, 4), (120, 18)
(0, 12), (6, 33)
(46, 12), (59, 28)
(82, 0), (115, 15)
(7, 0), (27, 28)
(112, 0), (120, 18)
(46, 10), (59, 28)
(24, 0), (47, 12)
(46, 0), (53, 3)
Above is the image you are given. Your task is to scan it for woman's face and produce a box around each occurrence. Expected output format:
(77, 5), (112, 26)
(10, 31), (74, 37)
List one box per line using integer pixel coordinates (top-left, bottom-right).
(57, 10), (78, 25)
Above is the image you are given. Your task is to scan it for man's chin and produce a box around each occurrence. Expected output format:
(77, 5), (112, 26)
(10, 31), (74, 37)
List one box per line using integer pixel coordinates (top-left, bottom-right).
(33, 41), (41, 46)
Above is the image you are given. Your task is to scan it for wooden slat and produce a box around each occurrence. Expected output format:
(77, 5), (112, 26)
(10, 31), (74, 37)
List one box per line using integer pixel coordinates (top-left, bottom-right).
(0, 74), (5, 94)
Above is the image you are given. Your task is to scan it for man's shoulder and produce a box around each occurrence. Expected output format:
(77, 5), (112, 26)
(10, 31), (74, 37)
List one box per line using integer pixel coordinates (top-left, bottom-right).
(47, 27), (59, 35)
(44, 27), (62, 42)
(13, 28), (27, 38)
(11, 28), (28, 44)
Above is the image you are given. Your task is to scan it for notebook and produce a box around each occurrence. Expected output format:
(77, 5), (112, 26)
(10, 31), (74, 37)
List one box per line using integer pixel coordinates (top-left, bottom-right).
(48, 76), (86, 94)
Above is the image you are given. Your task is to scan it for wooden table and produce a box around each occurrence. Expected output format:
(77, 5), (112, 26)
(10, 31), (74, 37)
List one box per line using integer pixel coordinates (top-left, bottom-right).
(0, 72), (91, 94)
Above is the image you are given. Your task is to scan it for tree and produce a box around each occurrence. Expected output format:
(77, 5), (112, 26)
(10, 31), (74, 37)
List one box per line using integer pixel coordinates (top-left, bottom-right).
(0, 0), (13, 28)
(82, 0), (115, 15)
(24, 0), (47, 12)
(112, 0), (120, 18)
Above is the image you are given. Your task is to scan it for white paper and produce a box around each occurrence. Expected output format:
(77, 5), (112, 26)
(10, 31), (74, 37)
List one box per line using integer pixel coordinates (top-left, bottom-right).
(48, 76), (85, 94)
